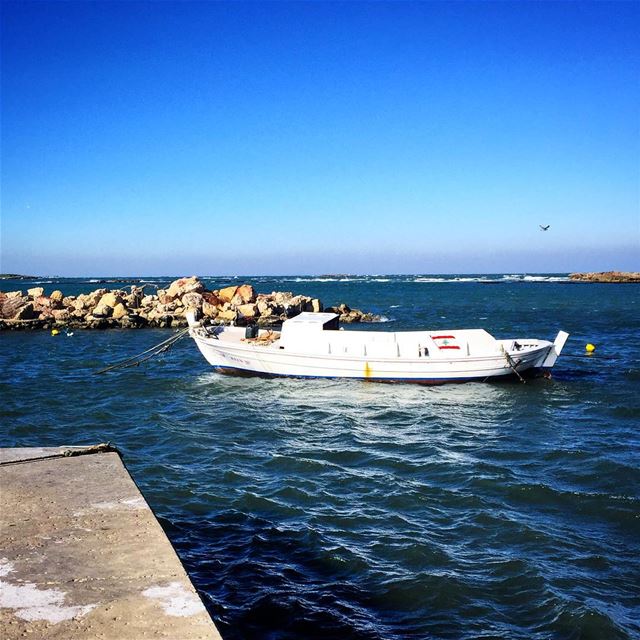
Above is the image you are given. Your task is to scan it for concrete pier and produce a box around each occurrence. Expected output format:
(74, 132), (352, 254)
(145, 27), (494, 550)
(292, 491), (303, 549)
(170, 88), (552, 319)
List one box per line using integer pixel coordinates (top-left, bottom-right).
(0, 445), (222, 639)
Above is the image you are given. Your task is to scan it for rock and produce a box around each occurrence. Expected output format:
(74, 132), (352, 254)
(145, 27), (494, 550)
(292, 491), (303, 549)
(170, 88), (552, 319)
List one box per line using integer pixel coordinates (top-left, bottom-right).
(112, 303), (128, 320)
(335, 307), (380, 323)
(166, 276), (204, 301)
(182, 292), (203, 310)
(202, 301), (218, 318)
(62, 296), (76, 307)
(87, 289), (108, 307)
(157, 289), (171, 304)
(284, 295), (308, 316)
(217, 308), (237, 323)
(203, 292), (221, 307)
(50, 290), (64, 303)
(218, 285), (238, 303)
(118, 315), (134, 328)
(237, 303), (258, 319)
(51, 309), (70, 322)
(273, 291), (293, 305)
(33, 295), (51, 310)
(6, 291), (23, 299)
(27, 287), (44, 298)
(311, 298), (323, 313)
(257, 315), (279, 326)
(88, 317), (109, 329)
(141, 295), (157, 306)
(120, 313), (146, 328)
(156, 315), (173, 328)
(2, 296), (26, 319)
(233, 284), (256, 304)
(569, 271), (640, 283)
(125, 291), (142, 309)
(156, 303), (177, 314)
(98, 292), (123, 308)
(72, 294), (88, 310)
(13, 302), (36, 320)
(257, 297), (273, 316)
(92, 302), (113, 318)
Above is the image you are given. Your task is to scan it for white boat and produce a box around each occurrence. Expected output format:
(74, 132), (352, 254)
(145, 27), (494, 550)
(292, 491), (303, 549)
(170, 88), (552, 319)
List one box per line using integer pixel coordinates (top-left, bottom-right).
(186, 311), (569, 384)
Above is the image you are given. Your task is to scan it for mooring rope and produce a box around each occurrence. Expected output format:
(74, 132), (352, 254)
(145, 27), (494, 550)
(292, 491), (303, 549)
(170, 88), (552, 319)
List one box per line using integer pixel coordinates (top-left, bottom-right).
(0, 443), (121, 467)
(95, 328), (190, 374)
(504, 352), (526, 383)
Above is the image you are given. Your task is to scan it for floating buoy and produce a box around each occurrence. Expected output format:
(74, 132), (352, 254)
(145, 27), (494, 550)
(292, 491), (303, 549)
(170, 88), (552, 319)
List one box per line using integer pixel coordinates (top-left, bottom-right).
(51, 329), (60, 336)
(585, 343), (596, 353)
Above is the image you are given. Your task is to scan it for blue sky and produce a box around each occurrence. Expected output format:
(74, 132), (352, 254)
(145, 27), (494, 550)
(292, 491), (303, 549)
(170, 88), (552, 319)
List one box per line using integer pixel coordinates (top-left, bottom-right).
(2, 1), (638, 276)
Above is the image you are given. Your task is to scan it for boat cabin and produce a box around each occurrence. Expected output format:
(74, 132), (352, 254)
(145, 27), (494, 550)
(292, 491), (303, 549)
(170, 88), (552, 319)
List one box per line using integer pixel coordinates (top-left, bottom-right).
(280, 312), (340, 350)
(279, 312), (503, 359)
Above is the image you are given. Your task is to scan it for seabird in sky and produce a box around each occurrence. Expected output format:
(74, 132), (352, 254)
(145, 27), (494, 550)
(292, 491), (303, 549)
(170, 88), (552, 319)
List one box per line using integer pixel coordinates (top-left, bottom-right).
(539, 224), (550, 231)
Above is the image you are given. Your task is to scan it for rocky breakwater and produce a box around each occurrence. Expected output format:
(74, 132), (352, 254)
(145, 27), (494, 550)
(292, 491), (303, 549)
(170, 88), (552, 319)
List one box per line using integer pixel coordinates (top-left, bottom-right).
(0, 277), (379, 330)
(569, 271), (640, 283)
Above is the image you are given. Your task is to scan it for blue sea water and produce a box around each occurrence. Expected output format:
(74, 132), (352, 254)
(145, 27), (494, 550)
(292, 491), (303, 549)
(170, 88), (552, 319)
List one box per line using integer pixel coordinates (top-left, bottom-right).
(1, 274), (639, 639)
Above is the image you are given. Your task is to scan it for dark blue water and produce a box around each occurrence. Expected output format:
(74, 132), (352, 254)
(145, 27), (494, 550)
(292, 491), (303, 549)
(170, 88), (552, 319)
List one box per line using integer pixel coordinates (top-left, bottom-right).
(2, 275), (639, 639)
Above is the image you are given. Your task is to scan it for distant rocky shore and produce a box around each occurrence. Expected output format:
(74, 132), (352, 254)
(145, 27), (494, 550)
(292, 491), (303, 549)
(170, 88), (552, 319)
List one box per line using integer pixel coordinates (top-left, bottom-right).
(569, 271), (640, 283)
(0, 276), (379, 331)
(0, 273), (39, 280)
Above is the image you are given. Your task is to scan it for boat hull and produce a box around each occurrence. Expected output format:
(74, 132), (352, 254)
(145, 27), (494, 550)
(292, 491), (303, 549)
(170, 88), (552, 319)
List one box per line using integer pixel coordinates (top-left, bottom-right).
(190, 333), (554, 384)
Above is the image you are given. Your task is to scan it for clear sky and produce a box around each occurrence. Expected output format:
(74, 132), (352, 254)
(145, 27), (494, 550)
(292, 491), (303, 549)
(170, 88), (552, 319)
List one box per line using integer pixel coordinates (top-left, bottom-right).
(1, 1), (638, 276)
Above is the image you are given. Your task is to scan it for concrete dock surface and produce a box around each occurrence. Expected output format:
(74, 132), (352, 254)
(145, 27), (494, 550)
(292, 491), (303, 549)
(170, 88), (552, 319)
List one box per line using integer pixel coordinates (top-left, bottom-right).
(0, 445), (222, 639)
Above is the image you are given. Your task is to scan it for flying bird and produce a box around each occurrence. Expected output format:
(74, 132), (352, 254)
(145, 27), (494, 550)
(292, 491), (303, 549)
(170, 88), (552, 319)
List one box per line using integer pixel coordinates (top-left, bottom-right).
(539, 224), (550, 231)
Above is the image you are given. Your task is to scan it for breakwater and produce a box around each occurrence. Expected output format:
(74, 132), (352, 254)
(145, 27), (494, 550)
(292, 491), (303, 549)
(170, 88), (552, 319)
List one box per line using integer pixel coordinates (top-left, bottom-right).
(0, 276), (378, 330)
(569, 271), (640, 283)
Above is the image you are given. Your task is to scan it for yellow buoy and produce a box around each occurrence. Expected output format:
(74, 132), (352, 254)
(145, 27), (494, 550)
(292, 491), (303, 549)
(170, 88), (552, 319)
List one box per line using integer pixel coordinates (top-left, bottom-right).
(585, 343), (596, 353)
(51, 329), (60, 336)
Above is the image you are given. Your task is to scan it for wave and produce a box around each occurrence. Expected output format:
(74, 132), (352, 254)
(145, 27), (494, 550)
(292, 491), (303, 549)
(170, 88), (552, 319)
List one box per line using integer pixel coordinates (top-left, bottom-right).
(287, 277), (369, 283)
(7, 273), (574, 288)
(412, 274), (571, 284)
(413, 276), (485, 283)
(521, 275), (570, 282)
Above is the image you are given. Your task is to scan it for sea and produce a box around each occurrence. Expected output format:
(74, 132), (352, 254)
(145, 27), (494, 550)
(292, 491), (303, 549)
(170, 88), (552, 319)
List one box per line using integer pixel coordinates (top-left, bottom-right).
(1, 274), (639, 639)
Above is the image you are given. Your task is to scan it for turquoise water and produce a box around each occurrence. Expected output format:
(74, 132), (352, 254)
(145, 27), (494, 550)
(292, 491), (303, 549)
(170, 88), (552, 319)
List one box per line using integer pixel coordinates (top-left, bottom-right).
(2, 275), (639, 639)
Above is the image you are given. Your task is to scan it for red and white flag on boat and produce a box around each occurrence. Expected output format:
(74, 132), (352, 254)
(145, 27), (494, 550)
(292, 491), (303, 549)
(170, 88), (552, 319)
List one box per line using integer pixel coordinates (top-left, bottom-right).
(431, 335), (461, 350)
